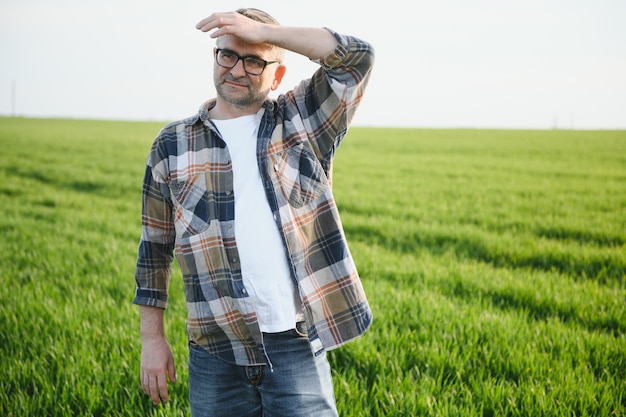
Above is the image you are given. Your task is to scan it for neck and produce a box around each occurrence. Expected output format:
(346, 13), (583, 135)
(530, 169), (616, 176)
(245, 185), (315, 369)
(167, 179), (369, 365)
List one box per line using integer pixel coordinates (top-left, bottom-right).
(209, 98), (263, 120)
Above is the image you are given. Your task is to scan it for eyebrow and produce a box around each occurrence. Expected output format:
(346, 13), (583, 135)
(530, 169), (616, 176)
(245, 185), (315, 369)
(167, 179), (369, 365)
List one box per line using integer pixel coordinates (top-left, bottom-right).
(219, 48), (265, 61)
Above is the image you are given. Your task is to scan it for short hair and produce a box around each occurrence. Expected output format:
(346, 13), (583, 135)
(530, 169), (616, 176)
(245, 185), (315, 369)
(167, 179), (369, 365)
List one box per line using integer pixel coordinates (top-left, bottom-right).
(236, 8), (280, 25)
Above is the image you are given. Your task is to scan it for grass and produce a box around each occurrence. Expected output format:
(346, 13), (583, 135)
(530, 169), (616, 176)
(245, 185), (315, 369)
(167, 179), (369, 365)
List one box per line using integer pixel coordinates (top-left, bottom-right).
(0, 117), (624, 416)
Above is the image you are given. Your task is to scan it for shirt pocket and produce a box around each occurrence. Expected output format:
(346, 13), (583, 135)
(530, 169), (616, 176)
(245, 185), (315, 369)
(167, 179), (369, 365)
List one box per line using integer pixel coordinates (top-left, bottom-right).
(169, 173), (212, 237)
(272, 143), (329, 208)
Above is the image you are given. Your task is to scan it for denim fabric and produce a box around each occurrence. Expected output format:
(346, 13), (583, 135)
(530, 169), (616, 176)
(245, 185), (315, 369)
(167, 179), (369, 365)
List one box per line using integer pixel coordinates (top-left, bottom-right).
(188, 329), (338, 417)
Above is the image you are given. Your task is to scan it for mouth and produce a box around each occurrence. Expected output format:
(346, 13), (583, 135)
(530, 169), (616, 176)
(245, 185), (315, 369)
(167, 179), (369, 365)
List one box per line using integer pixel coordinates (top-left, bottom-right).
(222, 77), (249, 89)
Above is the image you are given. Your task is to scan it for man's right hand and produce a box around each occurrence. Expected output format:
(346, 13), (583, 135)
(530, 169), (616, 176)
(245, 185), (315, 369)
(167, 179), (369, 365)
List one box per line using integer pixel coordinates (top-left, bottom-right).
(140, 335), (177, 405)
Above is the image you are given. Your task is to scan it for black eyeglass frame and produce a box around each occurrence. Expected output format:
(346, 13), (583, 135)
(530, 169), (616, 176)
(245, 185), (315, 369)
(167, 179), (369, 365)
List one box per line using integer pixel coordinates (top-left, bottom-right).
(214, 48), (280, 75)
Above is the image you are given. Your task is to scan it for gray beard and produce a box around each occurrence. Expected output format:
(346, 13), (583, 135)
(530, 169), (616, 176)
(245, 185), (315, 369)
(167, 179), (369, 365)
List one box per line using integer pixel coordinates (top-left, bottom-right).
(215, 76), (266, 108)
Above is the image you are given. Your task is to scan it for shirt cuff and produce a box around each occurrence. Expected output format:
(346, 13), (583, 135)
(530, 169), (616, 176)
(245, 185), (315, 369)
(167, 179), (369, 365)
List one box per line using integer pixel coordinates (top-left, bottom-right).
(133, 288), (168, 309)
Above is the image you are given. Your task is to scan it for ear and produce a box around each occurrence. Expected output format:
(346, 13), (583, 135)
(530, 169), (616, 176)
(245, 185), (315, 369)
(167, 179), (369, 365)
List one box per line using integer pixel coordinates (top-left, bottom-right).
(271, 65), (287, 91)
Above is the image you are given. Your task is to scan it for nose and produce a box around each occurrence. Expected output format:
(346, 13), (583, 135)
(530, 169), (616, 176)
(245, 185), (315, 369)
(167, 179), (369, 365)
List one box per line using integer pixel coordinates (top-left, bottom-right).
(230, 58), (247, 77)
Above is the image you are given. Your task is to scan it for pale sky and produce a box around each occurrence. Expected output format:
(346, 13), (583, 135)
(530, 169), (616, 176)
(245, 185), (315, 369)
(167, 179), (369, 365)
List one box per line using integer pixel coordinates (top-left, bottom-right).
(1, 0), (625, 129)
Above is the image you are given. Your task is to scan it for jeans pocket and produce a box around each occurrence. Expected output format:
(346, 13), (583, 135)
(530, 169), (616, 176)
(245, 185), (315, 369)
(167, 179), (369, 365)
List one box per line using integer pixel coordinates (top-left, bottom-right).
(294, 320), (308, 337)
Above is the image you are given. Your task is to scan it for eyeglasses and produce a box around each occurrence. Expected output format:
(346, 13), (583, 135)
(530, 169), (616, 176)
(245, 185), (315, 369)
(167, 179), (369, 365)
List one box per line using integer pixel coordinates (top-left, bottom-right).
(214, 48), (279, 75)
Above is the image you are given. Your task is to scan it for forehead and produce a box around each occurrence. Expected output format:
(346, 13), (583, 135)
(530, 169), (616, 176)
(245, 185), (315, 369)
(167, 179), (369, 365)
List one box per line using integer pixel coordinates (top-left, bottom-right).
(217, 35), (273, 57)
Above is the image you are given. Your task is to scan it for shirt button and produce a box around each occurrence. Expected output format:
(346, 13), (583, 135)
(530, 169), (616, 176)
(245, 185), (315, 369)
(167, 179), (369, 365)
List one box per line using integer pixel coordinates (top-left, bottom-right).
(273, 164), (279, 171)
(242, 288), (247, 294)
(232, 258), (238, 263)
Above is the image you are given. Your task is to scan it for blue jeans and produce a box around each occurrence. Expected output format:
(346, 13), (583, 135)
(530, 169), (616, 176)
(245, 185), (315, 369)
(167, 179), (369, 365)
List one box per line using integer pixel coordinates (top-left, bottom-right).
(188, 328), (339, 417)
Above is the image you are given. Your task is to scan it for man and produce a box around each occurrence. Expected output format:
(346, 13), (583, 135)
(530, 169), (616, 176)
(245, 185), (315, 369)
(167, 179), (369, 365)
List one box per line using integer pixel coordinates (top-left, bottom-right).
(134, 8), (373, 416)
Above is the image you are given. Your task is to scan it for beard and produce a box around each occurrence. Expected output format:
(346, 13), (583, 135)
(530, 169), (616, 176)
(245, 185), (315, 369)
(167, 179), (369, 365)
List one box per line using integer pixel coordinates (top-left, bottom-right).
(214, 73), (268, 108)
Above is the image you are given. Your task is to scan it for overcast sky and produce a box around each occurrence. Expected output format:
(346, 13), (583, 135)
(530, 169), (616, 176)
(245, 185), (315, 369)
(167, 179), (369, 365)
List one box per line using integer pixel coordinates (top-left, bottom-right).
(1, 0), (625, 129)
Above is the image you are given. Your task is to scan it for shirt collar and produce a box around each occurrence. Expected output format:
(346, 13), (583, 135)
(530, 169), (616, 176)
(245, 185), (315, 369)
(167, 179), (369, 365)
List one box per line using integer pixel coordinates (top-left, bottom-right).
(188, 99), (276, 128)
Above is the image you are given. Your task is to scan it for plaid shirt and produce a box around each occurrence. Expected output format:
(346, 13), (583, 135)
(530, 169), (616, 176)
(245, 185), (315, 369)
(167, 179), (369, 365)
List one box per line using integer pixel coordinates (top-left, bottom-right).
(134, 30), (374, 366)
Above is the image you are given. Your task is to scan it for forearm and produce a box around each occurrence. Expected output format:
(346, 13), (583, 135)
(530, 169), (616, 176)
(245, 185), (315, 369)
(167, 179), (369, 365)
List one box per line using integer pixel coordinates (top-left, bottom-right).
(196, 11), (339, 60)
(262, 26), (338, 60)
(140, 305), (166, 339)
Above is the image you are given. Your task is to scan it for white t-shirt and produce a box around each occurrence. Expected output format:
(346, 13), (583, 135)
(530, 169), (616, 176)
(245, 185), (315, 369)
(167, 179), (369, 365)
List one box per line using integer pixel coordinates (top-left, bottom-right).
(213, 115), (301, 333)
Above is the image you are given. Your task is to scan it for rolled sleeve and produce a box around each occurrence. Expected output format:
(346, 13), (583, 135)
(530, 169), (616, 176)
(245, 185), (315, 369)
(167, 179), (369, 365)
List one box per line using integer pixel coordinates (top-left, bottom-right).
(133, 156), (175, 309)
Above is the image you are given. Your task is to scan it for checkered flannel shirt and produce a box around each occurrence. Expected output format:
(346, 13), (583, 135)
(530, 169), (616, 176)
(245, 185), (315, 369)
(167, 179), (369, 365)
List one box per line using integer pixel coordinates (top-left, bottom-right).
(134, 29), (374, 366)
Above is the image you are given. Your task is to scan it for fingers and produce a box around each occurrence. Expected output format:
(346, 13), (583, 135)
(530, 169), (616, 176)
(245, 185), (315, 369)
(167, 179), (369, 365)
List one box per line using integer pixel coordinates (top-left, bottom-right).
(195, 12), (231, 34)
(140, 370), (170, 405)
(195, 15), (216, 32)
(195, 11), (260, 41)
(157, 373), (170, 404)
(168, 359), (177, 384)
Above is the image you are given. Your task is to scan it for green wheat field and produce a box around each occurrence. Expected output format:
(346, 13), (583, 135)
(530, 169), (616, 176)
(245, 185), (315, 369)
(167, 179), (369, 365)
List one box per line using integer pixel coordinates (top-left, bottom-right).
(1, 117), (624, 416)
